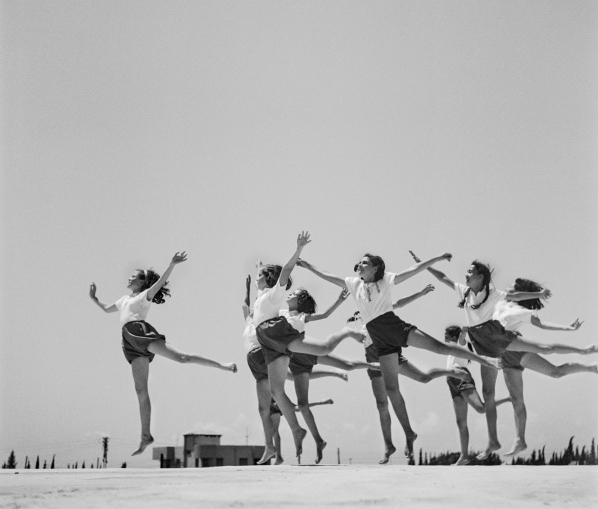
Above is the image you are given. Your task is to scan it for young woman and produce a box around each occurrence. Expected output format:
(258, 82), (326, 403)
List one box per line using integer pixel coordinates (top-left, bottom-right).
(409, 251), (596, 459)
(242, 275), (346, 464)
(297, 252), (497, 458)
(444, 326), (511, 465)
(89, 252), (237, 456)
(253, 232), (364, 460)
(282, 287), (379, 464)
(347, 285), (473, 464)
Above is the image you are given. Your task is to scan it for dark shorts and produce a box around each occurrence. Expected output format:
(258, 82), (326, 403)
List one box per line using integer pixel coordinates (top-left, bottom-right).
(365, 312), (416, 358)
(121, 321), (165, 364)
(365, 343), (407, 380)
(289, 352), (318, 376)
(467, 320), (519, 358)
(256, 316), (305, 366)
(502, 350), (527, 371)
(246, 346), (268, 382)
(446, 367), (477, 399)
(269, 399), (282, 416)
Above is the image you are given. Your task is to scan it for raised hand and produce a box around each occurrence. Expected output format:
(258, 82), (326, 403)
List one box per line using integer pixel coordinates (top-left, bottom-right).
(172, 251), (187, 264)
(246, 275), (251, 289)
(422, 284), (435, 295)
(570, 318), (583, 330)
(409, 250), (421, 263)
(339, 288), (350, 300)
(296, 258), (307, 268)
(440, 253), (452, 262)
(89, 282), (97, 299)
(296, 231), (311, 249)
(540, 288), (552, 300)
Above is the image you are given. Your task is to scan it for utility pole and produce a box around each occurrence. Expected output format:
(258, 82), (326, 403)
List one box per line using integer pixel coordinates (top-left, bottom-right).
(337, 448), (340, 465)
(102, 437), (109, 468)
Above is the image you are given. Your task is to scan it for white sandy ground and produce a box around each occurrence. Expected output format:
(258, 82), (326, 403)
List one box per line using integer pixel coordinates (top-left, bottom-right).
(1, 466), (597, 509)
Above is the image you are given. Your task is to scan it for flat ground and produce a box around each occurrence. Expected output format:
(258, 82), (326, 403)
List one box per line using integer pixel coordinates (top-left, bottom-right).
(0, 465), (596, 508)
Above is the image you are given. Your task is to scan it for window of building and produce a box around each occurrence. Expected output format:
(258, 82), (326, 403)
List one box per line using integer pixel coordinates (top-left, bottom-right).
(216, 458), (223, 467)
(239, 458), (248, 466)
(201, 458), (211, 468)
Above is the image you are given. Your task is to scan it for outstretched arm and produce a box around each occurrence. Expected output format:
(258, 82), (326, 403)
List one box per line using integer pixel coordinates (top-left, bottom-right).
(531, 316), (583, 331)
(506, 288), (552, 302)
(393, 284), (435, 309)
(146, 252), (187, 301)
(306, 289), (350, 322)
(393, 253), (452, 285)
(278, 232), (311, 288)
(242, 275), (252, 320)
(409, 250), (455, 289)
(296, 259), (347, 289)
(89, 283), (117, 313)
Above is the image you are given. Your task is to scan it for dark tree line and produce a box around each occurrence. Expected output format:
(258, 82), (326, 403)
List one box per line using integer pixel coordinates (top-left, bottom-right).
(417, 437), (596, 466)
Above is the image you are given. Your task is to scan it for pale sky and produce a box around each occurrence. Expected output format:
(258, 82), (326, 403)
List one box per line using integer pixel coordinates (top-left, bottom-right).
(1, 1), (597, 468)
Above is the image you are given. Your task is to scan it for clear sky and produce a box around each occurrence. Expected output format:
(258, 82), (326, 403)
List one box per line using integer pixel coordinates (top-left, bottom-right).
(1, 1), (596, 468)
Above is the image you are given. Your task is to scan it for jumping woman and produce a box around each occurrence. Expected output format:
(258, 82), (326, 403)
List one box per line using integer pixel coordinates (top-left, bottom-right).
(297, 252), (497, 458)
(409, 251), (596, 459)
(253, 232), (364, 461)
(242, 274), (346, 464)
(89, 252), (237, 456)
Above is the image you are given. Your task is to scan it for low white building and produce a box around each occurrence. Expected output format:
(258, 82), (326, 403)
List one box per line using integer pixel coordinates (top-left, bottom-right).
(153, 434), (266, 468)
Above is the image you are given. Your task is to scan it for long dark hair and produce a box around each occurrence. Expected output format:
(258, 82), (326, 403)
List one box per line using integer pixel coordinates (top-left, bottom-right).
(295, 288), (317, 315)
(137, 269), (170, 304)
(459, 260), (492, 310)
(261, 264), (293, 291)
(354, 253), (385, 283)
(444, 325), (462, 341)
(513, 278), (545, 310)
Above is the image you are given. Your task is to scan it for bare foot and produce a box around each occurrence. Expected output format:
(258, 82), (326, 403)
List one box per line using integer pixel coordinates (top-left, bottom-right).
(450, 367), (469, 381)
(132, 434), (154, 456)
(293, 428), (307, 458)
(504, 439), (527, 457)
(480, 356), (501, 370)
(344, 328), (365, 342)
(476, 441), (500, 460)
(339, 373), (349, 381)
(369, 362), (381, 371)
(257, 447), (277, 465)
(275, 455), (284, 465)
(315, 440), (327, 464)
(223, 363), (237, 373)
(379, 444), (396, 465)
(452, 455), (470, 466)
(592, 363), (598, 374)
(404, 433), (418, 459)
(584, 345), (598, 354)
(323, 399), (334, 405)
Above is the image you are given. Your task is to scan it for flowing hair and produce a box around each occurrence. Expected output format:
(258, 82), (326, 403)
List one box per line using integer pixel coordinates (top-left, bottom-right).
(137, 269), (170, 304)
(354, 253), (385, 283)
(513, 278), (545, 310)
(295, 288), (317, 315)
(261, 264), (293, 290)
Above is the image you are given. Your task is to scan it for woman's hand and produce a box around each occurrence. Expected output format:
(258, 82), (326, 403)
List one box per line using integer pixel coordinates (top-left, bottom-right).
(440, 253), (452, 262)
(172, 251), (188, 264)
(409, 250), (421, 263)
(421, 284), (435, 295)
(246, 275), (251, 289)
(296, 231), (311, 249)
(540, 288), (552, 300)
(339, 288), (350, 300)
(569, 318), (583, 330)
(296, 258), (307, 268)
(89, 282), (97, 300)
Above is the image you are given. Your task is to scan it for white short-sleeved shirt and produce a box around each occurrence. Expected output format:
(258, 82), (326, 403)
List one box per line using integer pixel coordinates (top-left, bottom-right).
(454, 283), (507, 326)
(492, 300), (535, 332)
(252, 282), (287, 327)
(243, 316), (260, 354)
(115, 290), (151, 327)
(345, 272), (398, 324)
(279, 309), (307, 333)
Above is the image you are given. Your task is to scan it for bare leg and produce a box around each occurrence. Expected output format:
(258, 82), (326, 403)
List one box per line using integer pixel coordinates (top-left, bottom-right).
(451, 395), (470, 465)
(130, 357), (154, 456)
(293, 373), (326, 464)
(148, 341), (237, 372)
(379, 353), (417, 459)
(502, 368), (527, 457)
(267, 356), (307, 459)
(287, 328), (364, 356)
(507, 337), (598, 355)
(255, 379), (276, 464)
(370, 377), (396, 464)
(309, 367), (348, 381)
(318, 354), (374, 371)
(271, 413), (283, 465)
(521, 352), (598, 377)
(477, 365), (501, 460)
(406, 329), (497, 368)
(398, 360), (468, 383)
